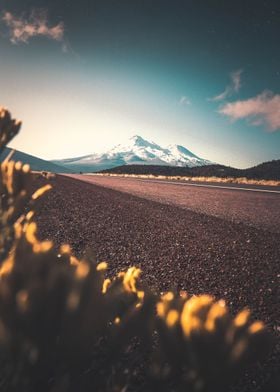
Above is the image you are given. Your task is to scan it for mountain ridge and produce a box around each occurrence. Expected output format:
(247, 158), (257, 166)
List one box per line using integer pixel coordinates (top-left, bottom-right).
(53, 135), (212, 172)
(0, 147), (71, 173)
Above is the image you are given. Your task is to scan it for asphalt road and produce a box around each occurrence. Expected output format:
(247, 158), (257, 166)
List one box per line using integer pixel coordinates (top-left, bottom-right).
(65, 174), (280, 233)
(138, 178), (280, 193)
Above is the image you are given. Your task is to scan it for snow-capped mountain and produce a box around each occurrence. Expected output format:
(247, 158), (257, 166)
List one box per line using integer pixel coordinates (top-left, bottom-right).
(53, 135), (212, 172)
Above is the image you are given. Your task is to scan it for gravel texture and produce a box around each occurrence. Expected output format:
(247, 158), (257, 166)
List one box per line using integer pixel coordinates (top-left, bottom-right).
(67, 175), (280, 233)
(35, 175), (280, 392)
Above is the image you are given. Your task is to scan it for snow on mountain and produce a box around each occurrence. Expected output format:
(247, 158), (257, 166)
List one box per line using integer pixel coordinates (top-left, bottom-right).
(53, 135), (212, 172)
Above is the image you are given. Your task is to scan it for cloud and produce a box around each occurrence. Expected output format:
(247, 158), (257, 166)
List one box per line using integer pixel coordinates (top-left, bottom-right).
(218, 91), (280, 132)
(231, 69), (242, 92)
(210, 86), (231, 102)
(2, 10), (65, 48)
(179, 96), (191, 106)
(210, 69), (243, 102)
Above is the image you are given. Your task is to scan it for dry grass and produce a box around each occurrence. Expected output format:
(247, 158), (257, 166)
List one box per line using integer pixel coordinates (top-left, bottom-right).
(89, 173), (280, 187)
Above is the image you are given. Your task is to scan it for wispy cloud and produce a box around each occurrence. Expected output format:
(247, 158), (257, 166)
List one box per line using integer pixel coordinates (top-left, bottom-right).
(179, 96), (191, 106)
(2, 10), (66, 50)
(209, 69), (243, 102)
(231, 69), (242, 92)
(218, 91), (280, 132)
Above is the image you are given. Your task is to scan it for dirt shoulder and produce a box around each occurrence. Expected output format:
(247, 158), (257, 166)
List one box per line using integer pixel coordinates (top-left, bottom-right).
(36, 175), (280, 392)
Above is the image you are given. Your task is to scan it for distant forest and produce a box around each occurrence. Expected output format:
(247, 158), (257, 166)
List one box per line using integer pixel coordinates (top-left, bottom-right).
(100, 160), (280, 181)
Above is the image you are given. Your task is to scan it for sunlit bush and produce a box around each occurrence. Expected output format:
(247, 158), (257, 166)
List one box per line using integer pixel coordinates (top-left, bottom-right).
(154, 292), (270, 391)
(0, 107), (272, 391)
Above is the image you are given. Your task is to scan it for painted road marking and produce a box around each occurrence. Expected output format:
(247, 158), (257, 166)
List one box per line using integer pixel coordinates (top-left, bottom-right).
(137, 179), (280, 194)
(66, 175), (280, 194)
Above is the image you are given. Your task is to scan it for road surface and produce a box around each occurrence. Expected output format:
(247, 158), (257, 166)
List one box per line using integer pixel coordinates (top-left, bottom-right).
(65, 174), (280, 233)
(36, 175), (280, 391)
(36, 174), (280, 391)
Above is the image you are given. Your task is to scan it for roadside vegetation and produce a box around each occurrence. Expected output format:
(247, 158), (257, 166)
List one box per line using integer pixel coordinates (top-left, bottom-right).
(93, 172), (280, 186)
(0, 107), (273, 391)
(99, 161), (280, 183)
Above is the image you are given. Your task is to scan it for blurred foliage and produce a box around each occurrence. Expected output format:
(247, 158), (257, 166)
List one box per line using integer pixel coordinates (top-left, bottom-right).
(154, 292), (270, 392)
(0, 107), (272, 392)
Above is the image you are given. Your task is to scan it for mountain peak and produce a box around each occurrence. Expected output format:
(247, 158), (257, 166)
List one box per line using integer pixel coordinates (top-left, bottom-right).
(129, 135), (152, 147)
(126, 134), (160, 150)
(130, 134), (144, 142)
(54, 135), (212, 172)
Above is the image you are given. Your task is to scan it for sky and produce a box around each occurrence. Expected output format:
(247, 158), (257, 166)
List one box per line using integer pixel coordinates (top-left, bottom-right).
(0, 0), (279, 168)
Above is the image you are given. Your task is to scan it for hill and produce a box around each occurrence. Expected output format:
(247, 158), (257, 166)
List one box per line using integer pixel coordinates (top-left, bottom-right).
(99, 160), (280, 180)
(0, 147), (71, 173)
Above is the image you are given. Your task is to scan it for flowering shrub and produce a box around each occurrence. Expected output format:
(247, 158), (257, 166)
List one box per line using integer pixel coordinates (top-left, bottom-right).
(154, 292), (269, 391)
(0, 108), (271, 391)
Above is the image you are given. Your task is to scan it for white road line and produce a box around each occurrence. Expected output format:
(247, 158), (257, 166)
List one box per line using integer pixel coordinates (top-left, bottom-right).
(138, 179), (280, 194)
(66, 175), (280, 194)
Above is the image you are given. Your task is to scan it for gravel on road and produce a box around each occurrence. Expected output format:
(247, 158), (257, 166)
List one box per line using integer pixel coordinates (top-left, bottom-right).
(35, 175), (280, 392)
(68, 174), (280, 233)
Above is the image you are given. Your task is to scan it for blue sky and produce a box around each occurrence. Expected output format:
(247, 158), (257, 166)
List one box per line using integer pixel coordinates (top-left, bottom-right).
(0, 0), (279, 168)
